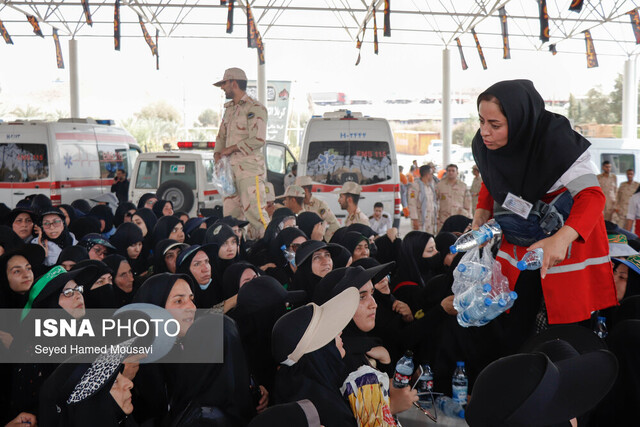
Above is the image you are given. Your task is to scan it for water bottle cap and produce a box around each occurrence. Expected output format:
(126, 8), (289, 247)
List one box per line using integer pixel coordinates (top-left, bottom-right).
(509, 291), (518, 300)
(456, 361), (464, 367)
(598, 316), (606, 322)
(280, 245), (286, 250)
(498, 298), (507, 307)
(482, 283), (491, 292)
(405, 350), (414, 358)
(484, 298), (492, 306)
(459, 410), (465, 418)
(450, 245), (458, 254)
(516, 260), (527, 271)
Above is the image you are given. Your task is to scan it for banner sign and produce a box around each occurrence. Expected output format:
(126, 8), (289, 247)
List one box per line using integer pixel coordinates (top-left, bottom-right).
(247, 80), (292, 143)
(471, 28), (487, 70)
(499, 7), (511, 59)
(455, 37), (468, 70)
(539, 0), (550, 42)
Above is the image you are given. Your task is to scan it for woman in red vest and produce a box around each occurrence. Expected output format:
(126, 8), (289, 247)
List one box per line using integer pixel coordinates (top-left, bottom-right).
(471, 80), (617, 354)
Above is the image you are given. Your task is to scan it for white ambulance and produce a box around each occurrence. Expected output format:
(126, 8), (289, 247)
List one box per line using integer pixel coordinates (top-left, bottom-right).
(0, 119), (140, 208)
(297, 110), (402, 227)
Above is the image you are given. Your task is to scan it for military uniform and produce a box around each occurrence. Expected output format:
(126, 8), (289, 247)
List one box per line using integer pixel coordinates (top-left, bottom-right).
(345, 208), (370, 227)
(369, 212), (393, 235)
(597, 173), (617, 222)
(304, 196), (340, 241)
(436, 178), (471, 231)
(284, 172), (296, 190)
(616, 180), (639, 227)
(215, 93), (269, 240)
(408, 179), (438, 234)
(470, 174), (483, 215)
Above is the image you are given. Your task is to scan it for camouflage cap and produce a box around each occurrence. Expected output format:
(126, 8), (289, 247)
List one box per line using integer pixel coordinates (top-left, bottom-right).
(332, 181), (362, 195)
(276, 185), (306, 200)
(213, 67), (248, 86)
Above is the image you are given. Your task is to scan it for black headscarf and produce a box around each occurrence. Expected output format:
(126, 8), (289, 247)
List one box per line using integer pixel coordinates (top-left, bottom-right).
(0, 225), (25, 253)
(59, 204), (79, 225)
(270, 226), (308, 266)
(0, 245), (45, 309)
(153, 239), (184, 275)
(71, 260), (115, 309)
(137, 193), (157, 209)
(133, 208), (158, 236)
(263, 207), (296, 243)
(297, 212), (323, 241)
(176, 244), (222, 308)
(114, 202), (136, 227)
(56, 245), (90, 267)
(186, 228), (206, 245)
(31, 265), (98, 310)
(89, 205), (114, 234)
(152, 200), (173, 218)
(329, 227), (348, 245)
(204, 223), (240, 279)
(152, 216), (182, 248)
(133, 273), (194, 308)
(71, 199), (91, 215)
(472, 79), (590, 205)
(69, 216), (101, 241)
(109, 223), (144, 256)
(341, 231), (368, 256)
(103, 255), (135, 308)
(38, 208), (74, 249)
(222, 261), (261, 300)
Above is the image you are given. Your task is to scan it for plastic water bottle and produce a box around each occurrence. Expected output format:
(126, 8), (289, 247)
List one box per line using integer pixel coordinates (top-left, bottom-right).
(456, 262), (490, 282)
(457, 283), (492, 310)
(594, 316), (608, 339)
(451, 361), (468, 406)
(435, 396), (465, 418)
(457, 297), (492, 327)
(392, 350), (414, 388)
(280, 245), (296, 268)
(517, 248), (544, 271)
(416, 363), (434, 402)
(480, 291), (518, 323)
(450, 219), (501, 254)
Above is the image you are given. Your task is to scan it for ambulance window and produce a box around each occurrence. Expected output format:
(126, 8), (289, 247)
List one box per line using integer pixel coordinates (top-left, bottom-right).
(204, 159), (215, 183)
(266, 144), (285, 174)
(129, 148), (140, 172)
(0, 143), (48, 182)
(601, 153), (634, 174)
(160, 161), (196, 189)
(98, 147), (126, 179)
(306, 141), (392, 185)
(135, 161), (159, 189)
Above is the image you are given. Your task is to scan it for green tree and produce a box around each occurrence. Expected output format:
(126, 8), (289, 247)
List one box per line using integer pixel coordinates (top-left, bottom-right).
(195, 108), (219, 127)
(567, 94), (583, 123)
(11, 105), (45, 120)
(452, 116), (479, 147)
(610, 74), (623, 123)
(137, 100), (181, 123)
(122, 101), (182, 152)
(582, 86), (615, 124)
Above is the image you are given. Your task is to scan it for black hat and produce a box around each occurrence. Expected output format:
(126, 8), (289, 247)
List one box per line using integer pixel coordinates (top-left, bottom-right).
(204, 223), (237, 246)
(467, 336), (618, 426)
(271, 288), (359, 366)
(248, 400), (320, 427)
(37, 206), (65, 225)
(183, 217), (207, 236)
(294, 240), (343, 267)
(31, 265), (100, 309)
(238, 276), (307, 312)
(175, 244), (216, 272)
(217, 215), (250, 229)
(1, 244), (45, 270)
(78, 233), (116, 252)
(313, 263), (394, 305)
(6, 207), (37, 225)
(351, 257), (396, 284)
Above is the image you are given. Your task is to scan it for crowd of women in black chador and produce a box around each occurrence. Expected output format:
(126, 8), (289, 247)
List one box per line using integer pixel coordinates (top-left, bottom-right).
(0, 80), (638, 426)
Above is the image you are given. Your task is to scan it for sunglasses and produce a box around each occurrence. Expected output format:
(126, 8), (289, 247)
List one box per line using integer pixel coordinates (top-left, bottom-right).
(60, 285), (84, 298)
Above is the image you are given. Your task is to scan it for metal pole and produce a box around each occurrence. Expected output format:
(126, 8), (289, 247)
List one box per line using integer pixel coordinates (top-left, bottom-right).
(442, 48), (451, 168)
(69, 39), (80, 118)
(622, 57), (638, 139)
(257, 44), (267, 106)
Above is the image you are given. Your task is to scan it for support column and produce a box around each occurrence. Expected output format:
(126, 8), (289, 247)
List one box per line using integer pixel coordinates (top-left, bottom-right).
(622, 57), (638, 139)
(69, 39), (80, 118)
(442, 48), (452, 167)
(257, 45), (267, 106)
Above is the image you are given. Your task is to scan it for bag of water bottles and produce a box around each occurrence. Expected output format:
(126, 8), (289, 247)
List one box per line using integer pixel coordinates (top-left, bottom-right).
(453, 246), (518, 328)
(211, 156), (236, 197)
(340, 365), (397, 426)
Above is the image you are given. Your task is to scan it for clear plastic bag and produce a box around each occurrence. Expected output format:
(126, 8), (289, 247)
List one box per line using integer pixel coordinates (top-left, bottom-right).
(212, 156), (236, 197)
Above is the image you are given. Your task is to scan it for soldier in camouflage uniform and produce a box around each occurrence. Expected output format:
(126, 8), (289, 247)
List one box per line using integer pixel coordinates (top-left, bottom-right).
(436, 164), (471, 231)
(296, 175), (340, 241)
(334, 182), (370, 227)
(616, 169), (639, 228)
(597, 161), (617, 222)
(213, 68), (269, 240)
(408, 165), (438, 234)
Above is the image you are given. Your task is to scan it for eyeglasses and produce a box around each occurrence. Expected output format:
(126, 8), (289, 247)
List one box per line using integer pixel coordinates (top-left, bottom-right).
(61, 285), (84, 298)
(42, 219), (63, 229)
(289, 243), (302, 253)
(90, 246), (107, 256)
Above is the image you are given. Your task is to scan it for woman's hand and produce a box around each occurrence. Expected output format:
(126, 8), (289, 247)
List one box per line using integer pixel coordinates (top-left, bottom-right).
(223, 295), (238, 313)
(37, 232), (48, 258)
(392, 300), (414, 322)
(311, 222), (325, 241)
(440, 295), (457, 315)
(0, 330), (13, 350)
(5, 412), (37, 426)
(256, 385), (269, 413)
(389, 385), (418, 414)
(259, 263), (276, 271)
(471, 208), (491, 230)
(527, 225), (579, 279)
(366, 346), (391, 364)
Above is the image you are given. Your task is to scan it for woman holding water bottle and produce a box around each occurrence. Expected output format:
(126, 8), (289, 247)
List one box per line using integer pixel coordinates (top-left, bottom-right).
(470, 80), (617, 352)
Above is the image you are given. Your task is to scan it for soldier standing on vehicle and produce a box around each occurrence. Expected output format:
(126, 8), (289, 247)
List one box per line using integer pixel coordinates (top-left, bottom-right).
(436, 164), (471, 231)
(213, 67), (269, 240)
(409, 164), (438, 234)
(296, 176), (340, 240)
(335, 182), (370, 227)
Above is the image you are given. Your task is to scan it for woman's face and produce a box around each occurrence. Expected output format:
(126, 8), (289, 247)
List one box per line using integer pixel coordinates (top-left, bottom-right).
(162, 202), (174, 217)
(58, 280), (85, 319)
(59, 207), (71, 226)
(164, 248), (180, 273)
(478, 100), (509, 150)
(239, 268), (258, 289)
(61, 260), (76, 271)
(110, 373), (134, 415)
(127, 242), (143, 260)
(352, 240), (370, 261)
(335, 333), (345, 358)
(422, 237), (438, 258)
(132, 215), (148, 237)
(353, 281), (377, 332)
(144, 197), (158, 209)
(613, 263), (629, 302)
(91, 273), (113, 290)
(124, 210), (136, 223)
(289, 236), (307, 253)
(114, 262), (134, 293)
(190, 250), (212, 285)
(218, 236), (238, 260)
(42, 214), (64, 239)
(165, 279), (196, 337)
(311, 249), (333, 277)
(12, 213), (34, 240)
(169, 223), (185, 243)
(7, 255), (34, 294)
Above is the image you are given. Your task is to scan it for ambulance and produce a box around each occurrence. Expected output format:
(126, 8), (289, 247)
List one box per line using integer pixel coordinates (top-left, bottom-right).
(297, 110), (401, 227)
(0, 119), (140, 208)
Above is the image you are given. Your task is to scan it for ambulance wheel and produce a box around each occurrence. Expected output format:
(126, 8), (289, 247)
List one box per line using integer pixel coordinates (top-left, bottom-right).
(157, 180), (194, 213)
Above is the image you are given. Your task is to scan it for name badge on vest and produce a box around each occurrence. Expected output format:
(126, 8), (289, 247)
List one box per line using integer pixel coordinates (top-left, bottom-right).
(502, 192), (533, 219)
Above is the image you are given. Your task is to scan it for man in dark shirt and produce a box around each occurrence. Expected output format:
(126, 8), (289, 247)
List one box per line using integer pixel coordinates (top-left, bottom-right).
(110, 168), (129, 203)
